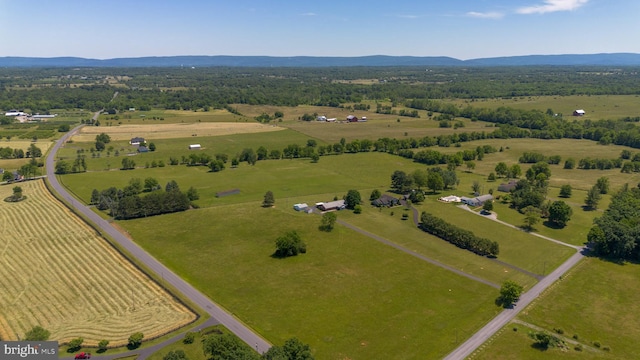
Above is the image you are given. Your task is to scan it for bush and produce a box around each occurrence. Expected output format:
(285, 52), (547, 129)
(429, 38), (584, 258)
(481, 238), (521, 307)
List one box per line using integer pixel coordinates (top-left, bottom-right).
(574, 344), (583, 351)
(553, 328), (564, 334)
(593, 341), (601, 348)
(353, 205), (362, 214)
(183, 332), (196, 344)
(128, 332), (144, 349)
(572, 334), (579, 340)
(274, 231), (306, 258)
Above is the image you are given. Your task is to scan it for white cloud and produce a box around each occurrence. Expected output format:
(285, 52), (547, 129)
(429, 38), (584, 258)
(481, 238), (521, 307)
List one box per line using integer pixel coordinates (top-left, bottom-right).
(517, 0), (588, 14)
(396, 14), (420, 19)
(466, 11), (504, 19)
(300, 12), (316, 16)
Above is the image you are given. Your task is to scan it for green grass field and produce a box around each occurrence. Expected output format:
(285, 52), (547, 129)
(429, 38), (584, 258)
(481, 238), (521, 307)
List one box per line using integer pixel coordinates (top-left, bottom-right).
(475, 257), (640, 359)
(445, 95), (640, 121)
(124, 202), (500, 359)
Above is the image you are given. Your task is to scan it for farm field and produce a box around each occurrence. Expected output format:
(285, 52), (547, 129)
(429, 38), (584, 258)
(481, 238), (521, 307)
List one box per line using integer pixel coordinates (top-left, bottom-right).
(445, 95), (640, 121)
(435, 138), (640, 191)
(474, 257), (640, 359)
(0, 180), (196, 346)
(98, 108), (243, 125)
(123, 201), (502, 359)
(73, 121), (283, 142)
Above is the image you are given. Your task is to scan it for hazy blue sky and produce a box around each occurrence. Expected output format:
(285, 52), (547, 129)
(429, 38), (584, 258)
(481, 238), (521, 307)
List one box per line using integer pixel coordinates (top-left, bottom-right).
(1, 0), (638, 59)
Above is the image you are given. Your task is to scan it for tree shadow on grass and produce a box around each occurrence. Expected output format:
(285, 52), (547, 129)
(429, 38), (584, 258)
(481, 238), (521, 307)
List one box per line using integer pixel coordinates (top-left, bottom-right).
(542, 220), (565, 230)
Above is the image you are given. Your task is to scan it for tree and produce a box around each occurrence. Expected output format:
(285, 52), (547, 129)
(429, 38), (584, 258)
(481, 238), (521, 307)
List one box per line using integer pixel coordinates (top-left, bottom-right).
(95, 133), (111, 144)
(202, 333), (259, 360)
(487, 172), (496, 181)
(495, 162), (508, 177)
(559, 184), (572, 198)
(11, 186), (23, 201)
(128, 332), (144, 349)
(596, 176), (610, 194)
(95, 141), (105, 151)
(522, 206), (541, 230)
(369, 189), (381, 201)
(165, 180), (180, 192)
(186, 187), (199, 201)
(412, 169), (428, 189)
(121, 157), (136, 170)
(98, 340), (109, 352)
(344, 189), (361, 209)
(263, 191), (275, 207)
(585, 185), (602, 210)
(68, 337), (84, 351)
(163, 350), (189, 360)
(498, 280), (524, 308)
(24, 326), (50, 341)
(465, 161), (475, 172)
(2, 171), (13, 182)
(548, 200), (572, 227)
(526, 162), (551, 181)
(28, 143), (42, 158)
(144, 177), (159, 192)
(426, 171), (444, 193)
(55, 160), (71, 174)
(471, 181), (481, 194)
(148, 142), (156, 151)
(482, 200), (493, 213)
(508, 164), (522, 178)
(274, 231), (306, 257)
(409, 190), (425, 204)
(282, 337), (314, 360)
(91, 189), (101, 204)
(183, 332), (196, 344)
(319, 212), (337, 232)
(391, 170), (413, 193)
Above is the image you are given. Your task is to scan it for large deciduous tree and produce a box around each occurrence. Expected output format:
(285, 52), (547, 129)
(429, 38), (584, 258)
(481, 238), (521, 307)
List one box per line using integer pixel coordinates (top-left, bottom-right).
(263, 191), (275, 207)
(498, 280), (523, 308)
(344, 190), (361, 209)
(319, 212), (337, 232)
(548, 200), (572, 227)
(274, 231), (306, 258)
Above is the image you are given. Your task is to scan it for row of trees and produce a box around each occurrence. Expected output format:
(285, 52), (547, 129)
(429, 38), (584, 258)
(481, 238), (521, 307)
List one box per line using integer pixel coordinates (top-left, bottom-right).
(91, 179), (198, 220)
(391, 168), (458, 194)
(419, 212), (500, 257)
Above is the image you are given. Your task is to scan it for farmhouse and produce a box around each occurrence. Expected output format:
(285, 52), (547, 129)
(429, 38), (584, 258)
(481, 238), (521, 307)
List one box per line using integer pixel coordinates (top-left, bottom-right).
(346, 115), (358, 122)
(316, 200), (345, 211)
(189, 144), (201, 150)
(498, 180), (518, 193)
(573, 109), (586, 116)
(371, 194), (400, 207)
(130, 137), (145, 146)
(460, 194), (493, 207)
(316, 116), (327, 121)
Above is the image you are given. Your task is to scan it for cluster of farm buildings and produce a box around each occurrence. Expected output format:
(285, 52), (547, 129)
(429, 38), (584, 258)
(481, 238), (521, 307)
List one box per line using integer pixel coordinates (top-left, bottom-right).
(316, 115), (367, 123)
(4, 110), (57, 122)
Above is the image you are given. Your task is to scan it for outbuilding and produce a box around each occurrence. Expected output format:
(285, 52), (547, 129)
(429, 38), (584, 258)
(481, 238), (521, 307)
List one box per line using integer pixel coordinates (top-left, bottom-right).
(573, 109), (586, 116)
(189, 144), (201, 150)
(293, 203), (309, 211)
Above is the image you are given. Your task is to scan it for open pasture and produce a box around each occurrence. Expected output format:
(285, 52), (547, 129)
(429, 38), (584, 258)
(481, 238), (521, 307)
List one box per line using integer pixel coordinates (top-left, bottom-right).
(59, 152), (423, 208)
(123, 201), (501, 359)
(73, 122), (283, 142)
(435, 138), (640, 190)
(99, 108), (244, 125)
(476, 257), (640, 359)
(416, 200), (576, 277)
(445, 95), (640, 121)
(0, 180), (195, 345)
(232, 104), (497, 143)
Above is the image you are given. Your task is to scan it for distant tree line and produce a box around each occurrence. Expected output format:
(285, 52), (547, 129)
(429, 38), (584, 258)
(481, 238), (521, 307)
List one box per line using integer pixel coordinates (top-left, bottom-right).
(419, 212), (499, 257)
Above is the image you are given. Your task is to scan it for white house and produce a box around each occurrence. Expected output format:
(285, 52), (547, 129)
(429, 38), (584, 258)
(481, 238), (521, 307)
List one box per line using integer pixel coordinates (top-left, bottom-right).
(5, 110), (26, 116)
(293, 203), (309, 211)
(189, 144), (201, 150)
(573, 109), (586, 116)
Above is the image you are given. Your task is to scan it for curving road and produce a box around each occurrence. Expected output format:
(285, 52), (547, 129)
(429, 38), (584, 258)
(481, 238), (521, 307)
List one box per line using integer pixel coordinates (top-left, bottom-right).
(46, 121), (271, 357)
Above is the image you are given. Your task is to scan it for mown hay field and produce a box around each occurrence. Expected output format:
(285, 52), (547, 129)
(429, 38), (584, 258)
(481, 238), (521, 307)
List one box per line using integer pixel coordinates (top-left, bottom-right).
(73, 122), (284, 142)
(0, 180), (195, 346)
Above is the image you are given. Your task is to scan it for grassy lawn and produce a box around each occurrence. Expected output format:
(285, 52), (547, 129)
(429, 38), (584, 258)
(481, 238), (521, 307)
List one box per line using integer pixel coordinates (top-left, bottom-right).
(415, 199), (576, 278)
(516, 257), (640, 359)
(472, 323), (614, 360)
(338, 206), (538, 288)
(123, 202), (501, 359)
(58, 152), (423, 207)
(476, 257), (639, 359)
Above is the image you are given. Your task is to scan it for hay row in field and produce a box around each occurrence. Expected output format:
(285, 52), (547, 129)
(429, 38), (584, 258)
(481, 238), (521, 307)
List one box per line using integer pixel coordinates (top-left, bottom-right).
(0, 181), (195, 346)
(74, 122), (283, 142)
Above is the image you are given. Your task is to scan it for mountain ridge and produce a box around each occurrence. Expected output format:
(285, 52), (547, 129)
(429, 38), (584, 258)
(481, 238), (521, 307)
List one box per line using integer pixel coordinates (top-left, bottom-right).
(1, 53), (639, 67)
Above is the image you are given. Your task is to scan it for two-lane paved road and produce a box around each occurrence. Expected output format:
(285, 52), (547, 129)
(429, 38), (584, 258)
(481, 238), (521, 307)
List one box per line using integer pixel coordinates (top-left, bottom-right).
(46, 122), (271, 355)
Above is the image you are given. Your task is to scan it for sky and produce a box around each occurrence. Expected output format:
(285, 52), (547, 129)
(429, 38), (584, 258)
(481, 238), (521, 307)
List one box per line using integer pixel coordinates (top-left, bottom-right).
(0, 0), (638, 60)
